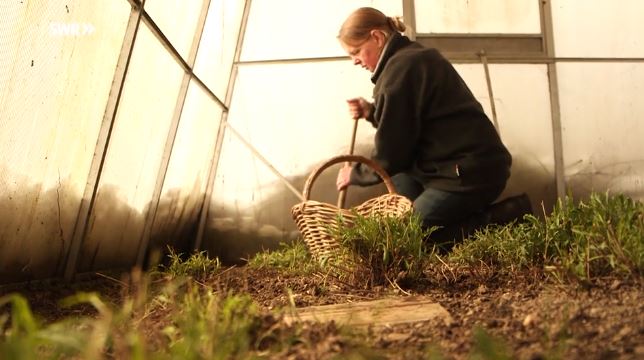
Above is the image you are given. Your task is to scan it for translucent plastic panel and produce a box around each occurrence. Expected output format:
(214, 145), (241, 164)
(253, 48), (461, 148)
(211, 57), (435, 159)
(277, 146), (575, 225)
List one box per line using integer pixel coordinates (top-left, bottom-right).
(0, 0), (130, 281)
(194, 0), (245, 100)
(558, 63), (644, 200)
(78, 24), (185, 272)
(415, 0), (541, 34)
(552, 0), (644, 57)
(454, 64), (556, 210)
(204, 130), (297, 263)
(151, 80), (223, 248)
(144, 0), (205, 59)
(203, 60), (381, 260)
(227, 62), (376, 182)
(241, 0), (403, 61)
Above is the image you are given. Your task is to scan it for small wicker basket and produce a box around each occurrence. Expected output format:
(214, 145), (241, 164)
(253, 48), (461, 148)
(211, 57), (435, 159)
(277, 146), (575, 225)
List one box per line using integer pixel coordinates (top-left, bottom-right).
(291, 154), (413, 261)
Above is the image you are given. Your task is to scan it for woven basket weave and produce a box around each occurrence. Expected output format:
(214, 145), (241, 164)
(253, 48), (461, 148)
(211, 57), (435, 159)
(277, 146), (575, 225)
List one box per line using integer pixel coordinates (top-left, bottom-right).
(291, 155), (413, 261)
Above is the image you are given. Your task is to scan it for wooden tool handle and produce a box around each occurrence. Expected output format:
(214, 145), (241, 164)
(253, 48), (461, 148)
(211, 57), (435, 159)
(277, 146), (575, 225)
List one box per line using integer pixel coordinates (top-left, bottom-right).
(336, 119), (359, 208)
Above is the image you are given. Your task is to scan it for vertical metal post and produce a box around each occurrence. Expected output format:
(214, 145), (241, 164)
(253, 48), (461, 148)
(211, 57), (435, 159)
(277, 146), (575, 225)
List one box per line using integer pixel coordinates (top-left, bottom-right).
(135, 0), (213, 267)
(402, 0), (416, 40)
(64, 0), (146, 281)
(479, 50), (501, 134)
(541, 0), (567, 199)
(194, 0), (253, 251)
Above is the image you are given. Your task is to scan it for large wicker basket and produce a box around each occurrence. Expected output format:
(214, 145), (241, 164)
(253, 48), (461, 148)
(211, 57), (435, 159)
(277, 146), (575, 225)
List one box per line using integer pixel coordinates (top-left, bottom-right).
(291, 155), (413, 261)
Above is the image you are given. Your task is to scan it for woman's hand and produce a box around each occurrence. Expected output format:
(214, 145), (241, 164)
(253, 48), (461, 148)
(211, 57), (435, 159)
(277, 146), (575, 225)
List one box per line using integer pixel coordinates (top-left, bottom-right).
(336, 164), (352, 191)
(346, 97), (373, 120)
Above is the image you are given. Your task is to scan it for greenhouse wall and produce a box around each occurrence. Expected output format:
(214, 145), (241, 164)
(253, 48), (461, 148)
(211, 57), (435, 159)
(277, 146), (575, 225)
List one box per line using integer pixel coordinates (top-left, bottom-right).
(0, 0), (642, 282)
(0, 0), (243, 282)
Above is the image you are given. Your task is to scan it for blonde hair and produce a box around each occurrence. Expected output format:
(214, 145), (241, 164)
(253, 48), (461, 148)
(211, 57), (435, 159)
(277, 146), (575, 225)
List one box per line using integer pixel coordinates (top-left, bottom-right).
(338, 7), (406, 45)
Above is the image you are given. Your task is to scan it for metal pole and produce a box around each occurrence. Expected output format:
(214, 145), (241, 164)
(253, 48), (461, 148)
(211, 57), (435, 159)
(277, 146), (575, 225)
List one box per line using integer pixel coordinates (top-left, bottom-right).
(63, 0), (146, 281)
(479, 50), (500, 134)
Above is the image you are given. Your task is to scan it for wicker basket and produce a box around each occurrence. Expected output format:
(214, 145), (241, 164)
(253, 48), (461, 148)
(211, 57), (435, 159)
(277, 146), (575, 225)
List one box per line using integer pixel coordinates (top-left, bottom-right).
(291, 154), (413, 261)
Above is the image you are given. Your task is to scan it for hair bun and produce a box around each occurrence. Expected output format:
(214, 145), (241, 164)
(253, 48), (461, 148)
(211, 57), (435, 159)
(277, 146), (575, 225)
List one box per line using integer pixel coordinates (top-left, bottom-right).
(387, 16), (406, 33)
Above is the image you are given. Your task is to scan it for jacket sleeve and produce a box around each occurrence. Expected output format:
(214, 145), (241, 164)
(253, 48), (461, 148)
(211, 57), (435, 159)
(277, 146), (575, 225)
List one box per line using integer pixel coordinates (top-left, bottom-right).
(350, 89), (422, 186)
(364, 101), (378, 128)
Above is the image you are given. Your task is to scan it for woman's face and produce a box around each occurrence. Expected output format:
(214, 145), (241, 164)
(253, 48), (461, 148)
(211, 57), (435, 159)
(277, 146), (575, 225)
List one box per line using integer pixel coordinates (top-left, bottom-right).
(341, 30), (386, 72)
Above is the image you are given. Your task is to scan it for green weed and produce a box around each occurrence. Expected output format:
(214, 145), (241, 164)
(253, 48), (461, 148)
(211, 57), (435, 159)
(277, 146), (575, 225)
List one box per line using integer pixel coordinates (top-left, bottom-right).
(447, 218), (541, 270)
(550, 192), (643, 279)
(247, 238), (319, 274)
(60, 291), (147, 359)
(0, 293), (78, 359)
(0, 291), (146, 360)
(331, 211), (434, 288)
(163, 286), (262, 360)
(159, 247), (221, 280)
(450, 192), (644, 281)
(1, 274), (294, 359)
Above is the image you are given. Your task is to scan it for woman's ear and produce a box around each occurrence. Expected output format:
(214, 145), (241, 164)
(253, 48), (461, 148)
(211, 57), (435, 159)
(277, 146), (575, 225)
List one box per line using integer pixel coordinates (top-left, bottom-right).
(370, 29), (387, 47)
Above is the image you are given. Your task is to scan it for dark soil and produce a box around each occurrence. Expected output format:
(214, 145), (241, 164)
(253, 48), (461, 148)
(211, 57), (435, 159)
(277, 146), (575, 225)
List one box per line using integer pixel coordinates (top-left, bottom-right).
(4, 266), (644, 359)
(211, 266), (644, 359)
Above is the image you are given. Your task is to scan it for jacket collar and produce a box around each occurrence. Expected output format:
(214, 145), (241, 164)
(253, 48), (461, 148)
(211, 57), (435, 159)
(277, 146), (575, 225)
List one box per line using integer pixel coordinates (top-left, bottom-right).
(370, 33), (412, 84)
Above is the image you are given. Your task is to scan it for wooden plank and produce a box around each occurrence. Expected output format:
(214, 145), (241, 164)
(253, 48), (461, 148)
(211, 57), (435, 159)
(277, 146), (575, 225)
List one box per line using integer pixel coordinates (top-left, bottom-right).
(284, 296), (452, 328)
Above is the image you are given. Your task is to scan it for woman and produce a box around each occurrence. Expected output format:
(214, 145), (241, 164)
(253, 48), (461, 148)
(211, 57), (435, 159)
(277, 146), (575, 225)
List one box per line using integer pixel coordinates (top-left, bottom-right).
(335, 7), (531, 246)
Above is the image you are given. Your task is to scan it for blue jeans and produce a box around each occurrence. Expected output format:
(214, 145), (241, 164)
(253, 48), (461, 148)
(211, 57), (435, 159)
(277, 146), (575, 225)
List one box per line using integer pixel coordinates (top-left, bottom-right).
(391, 173), (504, 246)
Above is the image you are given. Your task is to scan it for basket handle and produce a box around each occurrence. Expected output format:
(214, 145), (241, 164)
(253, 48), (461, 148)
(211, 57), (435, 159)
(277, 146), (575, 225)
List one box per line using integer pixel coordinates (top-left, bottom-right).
(302, 154), (398, 201)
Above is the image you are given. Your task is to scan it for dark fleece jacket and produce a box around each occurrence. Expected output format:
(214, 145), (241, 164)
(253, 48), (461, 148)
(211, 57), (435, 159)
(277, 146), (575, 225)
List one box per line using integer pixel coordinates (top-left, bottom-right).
(350, 33), (511, 192)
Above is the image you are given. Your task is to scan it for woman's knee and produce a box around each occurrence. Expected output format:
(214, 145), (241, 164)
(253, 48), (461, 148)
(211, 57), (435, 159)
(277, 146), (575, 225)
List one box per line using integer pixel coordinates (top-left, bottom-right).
(391, 173), (424, 200)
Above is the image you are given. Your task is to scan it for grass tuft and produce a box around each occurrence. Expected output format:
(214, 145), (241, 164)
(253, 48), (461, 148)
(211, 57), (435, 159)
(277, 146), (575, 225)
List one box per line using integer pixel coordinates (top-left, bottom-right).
(331, 211), (434, 288)
(159, 247), (221, 280)
(449, 192), (644, 281)
(247, 238), (319, 274)
(1, 275), (294, 358)
(164, 287), (263, 359)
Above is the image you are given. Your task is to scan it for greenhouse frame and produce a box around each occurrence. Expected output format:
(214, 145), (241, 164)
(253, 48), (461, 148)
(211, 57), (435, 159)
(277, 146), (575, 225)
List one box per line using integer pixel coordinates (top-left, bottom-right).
(1, 0), (643, 283)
